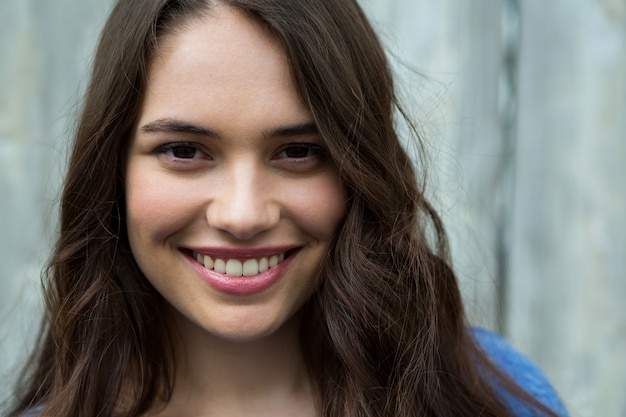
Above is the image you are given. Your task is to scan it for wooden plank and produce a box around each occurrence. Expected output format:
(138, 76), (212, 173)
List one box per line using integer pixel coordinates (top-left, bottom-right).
(508, 0), (626, 415)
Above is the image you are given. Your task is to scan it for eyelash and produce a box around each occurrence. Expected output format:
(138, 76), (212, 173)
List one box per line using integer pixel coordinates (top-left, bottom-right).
(274, 143), (327, 160)
(154, 142), (327, 159)
(152, 141), (328, 175)
(153, 142), (205, 160)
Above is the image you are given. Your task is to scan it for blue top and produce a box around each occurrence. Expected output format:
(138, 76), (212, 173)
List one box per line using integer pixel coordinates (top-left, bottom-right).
(23, 328), (569, 417)
(474, 327), (569, 416)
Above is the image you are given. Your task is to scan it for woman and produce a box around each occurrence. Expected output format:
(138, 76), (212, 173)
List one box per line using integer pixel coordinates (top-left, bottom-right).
(8, 0), (568, 416)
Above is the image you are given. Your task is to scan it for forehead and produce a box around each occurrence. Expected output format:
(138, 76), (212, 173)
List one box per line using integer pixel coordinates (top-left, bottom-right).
(152, 6), (284, 84)
(139, 6), (311, 131)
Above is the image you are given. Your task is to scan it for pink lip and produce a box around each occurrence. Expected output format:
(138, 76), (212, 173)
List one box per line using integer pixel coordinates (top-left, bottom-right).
(185, 245), (297, 259)
(183, 249), (297, 296)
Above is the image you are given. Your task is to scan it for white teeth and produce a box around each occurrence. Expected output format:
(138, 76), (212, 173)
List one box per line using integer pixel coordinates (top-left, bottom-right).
(194, 251), (287, 276)
(242, 259), (259, 276)
(203, 255), (214, 270)
(214, 258), (226, 274)
(225, 259), (243, 276)
(259, 257), (269, 273)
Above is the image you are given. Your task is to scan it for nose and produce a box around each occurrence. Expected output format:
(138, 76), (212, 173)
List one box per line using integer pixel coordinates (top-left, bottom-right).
(205, 162), (280, 240)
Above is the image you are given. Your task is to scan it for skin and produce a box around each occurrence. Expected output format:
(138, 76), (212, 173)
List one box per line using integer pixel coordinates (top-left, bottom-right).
(125, 6), (345, 416)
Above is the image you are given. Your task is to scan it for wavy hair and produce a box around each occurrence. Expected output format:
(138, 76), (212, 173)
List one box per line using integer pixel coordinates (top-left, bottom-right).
(9, 1), (558, 416)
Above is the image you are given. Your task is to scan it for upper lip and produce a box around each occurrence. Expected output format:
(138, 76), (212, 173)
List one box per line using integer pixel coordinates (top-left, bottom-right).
(183, 245), (300, 259)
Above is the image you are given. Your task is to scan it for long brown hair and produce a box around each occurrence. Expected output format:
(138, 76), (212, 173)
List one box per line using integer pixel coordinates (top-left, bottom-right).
(9, 1), (558, 416)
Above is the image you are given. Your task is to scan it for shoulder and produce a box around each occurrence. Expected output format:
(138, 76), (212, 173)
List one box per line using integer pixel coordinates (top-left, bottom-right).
(472, 327), (569, 417)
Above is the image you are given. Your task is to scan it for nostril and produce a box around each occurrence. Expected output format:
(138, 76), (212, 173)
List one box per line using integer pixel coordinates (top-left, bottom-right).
(205, 198), (281, 241)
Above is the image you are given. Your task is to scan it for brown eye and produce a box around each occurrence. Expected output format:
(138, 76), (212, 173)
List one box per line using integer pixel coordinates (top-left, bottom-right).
(272, 143), (328, 173)
(154, 142), (204, 160)
(284, 146), (312, 158)
(276, 143), (327, 160)
(171, 145), (197, 159)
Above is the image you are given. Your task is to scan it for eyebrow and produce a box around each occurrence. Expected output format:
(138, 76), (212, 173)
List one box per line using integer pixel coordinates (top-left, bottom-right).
(263, 123), (318, 138)
(140, 118), (318, 139)
(140, 119), (218, 137)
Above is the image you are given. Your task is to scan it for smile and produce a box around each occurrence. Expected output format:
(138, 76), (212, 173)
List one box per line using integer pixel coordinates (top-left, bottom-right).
(192, 251), (287, 277)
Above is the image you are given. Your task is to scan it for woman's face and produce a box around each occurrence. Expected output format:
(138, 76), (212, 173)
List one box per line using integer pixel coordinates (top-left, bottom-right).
(125, 7), (346, 343)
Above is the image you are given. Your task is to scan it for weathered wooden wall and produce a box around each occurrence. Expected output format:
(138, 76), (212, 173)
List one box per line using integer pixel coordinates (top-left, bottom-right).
(508, 1), (626, 415)
(1, 0), (624, 415)
(0, 0), (112, 406)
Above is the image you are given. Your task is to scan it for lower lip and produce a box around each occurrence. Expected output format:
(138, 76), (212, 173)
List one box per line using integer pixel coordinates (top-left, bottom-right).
(185, 251), (295, 296)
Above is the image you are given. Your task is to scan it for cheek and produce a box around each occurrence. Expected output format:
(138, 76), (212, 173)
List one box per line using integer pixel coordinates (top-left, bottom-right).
(284, 175), (346, 241)
(125, 169), (199, 244)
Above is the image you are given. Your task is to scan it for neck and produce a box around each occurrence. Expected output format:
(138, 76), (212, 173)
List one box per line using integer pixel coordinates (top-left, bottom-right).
(152, 310), (316, 417)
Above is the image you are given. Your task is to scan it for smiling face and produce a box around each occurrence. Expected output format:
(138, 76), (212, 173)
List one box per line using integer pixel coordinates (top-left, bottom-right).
(125, 7), (346, 344)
